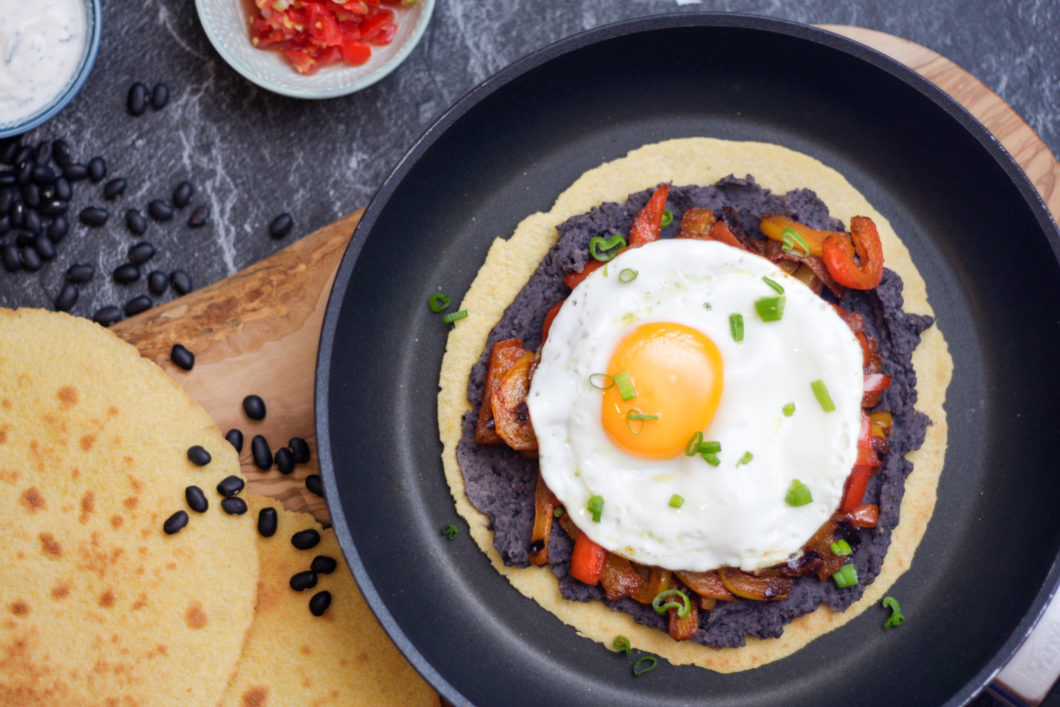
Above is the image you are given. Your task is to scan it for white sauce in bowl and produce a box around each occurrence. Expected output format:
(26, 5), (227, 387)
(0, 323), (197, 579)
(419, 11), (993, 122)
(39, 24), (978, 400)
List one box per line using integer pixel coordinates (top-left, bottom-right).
(0, 0), (88, 127)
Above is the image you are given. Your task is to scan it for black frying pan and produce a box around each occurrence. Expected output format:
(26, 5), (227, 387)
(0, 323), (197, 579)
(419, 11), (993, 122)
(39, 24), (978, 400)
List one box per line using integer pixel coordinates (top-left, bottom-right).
(316, 14), (1060, 706)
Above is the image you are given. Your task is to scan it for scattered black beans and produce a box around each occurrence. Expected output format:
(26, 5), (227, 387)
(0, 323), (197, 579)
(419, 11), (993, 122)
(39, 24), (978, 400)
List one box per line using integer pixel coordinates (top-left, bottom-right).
(124, 294), (153, 316)
(9, 201), (24, 228)
(31, 165), (56, 186)
(52, 139), (71, 166)
(66, 262), (94, 283)
(125, 208), (147, 235)
(127, 82), (149, 116)
(188, 204), (209, 228)
(310, 555), (337, 575)
(243, 394), (266, 420)
(268, 212), (293, 239)
(147, 199), (173, 222)
(217, 475), (245, 497)
(54, 177), (71, 201)
(251, 434), (272, 470)
(221, 496), (248, 515)
(63, 163), (88, 181)
(103, 177), (127, 200)
(305, 474), (324, 497)
(170, 343), (195, 370)
(289, 437), (310, 464)
(309, 591), (332, 617)
(33, 141), (51, 165)
(151, 82), (170, 110)
(1, 243), (19, 271)
(291, 529), (321, 550)
(39, 198), (64, 219)
(186, 444), (212, 466)
(79, 206), (109, 227)
(87, 156), (106, 183)
(163, 510), (189, 534)
(172, 180), (193, 208)
(33, 234), (55, 261)
(127, 241), (156, 264)
(46, 214), (69, 241)
(225, 428), (244, 452)
(54, 282), (78, 312)
(185, 485), (208, 513)
(147, 269), (168, 295)
(257, 507), (278, 537)
(15, 161), (31, 185)
(289, 570), (317, 591)
(92, 305), (122, 326)
(274, 447), (294, 475)
(18, 246), (41, 272)
(170, 269), (192, 295)
(113, 262), (141, 284)
(21, 183), (40, 208)
(22, 209), (42, 235)
(0, 140), (19, 164)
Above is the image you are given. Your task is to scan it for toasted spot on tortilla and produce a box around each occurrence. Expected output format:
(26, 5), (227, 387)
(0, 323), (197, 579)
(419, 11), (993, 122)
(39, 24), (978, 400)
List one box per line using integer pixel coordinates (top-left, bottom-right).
(19, 487), (45, 512)
(58, 386), (79, 407)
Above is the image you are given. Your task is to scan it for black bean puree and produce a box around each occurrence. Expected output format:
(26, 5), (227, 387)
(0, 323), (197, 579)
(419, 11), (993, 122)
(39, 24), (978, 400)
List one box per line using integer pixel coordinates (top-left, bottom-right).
(455, 176), (932, 648)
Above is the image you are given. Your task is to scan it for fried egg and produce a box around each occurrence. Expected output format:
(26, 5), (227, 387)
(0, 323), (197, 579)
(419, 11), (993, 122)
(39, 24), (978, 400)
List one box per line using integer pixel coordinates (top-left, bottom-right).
(527, 238), (864, 572)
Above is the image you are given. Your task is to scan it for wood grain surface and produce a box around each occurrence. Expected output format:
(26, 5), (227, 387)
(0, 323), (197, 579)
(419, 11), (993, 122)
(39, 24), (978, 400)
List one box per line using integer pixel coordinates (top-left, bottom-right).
(111, 26), (1060, 531)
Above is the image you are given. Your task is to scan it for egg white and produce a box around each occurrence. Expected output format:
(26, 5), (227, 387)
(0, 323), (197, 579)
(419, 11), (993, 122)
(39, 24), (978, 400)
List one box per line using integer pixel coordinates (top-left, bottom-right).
(527, 238), (864, 572)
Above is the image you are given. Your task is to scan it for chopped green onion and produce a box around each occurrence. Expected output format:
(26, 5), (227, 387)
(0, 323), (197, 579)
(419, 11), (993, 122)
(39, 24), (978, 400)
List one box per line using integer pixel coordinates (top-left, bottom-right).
(612, 635), (632, 656)
(587, 495), (604, 522)
(701, 452), (720, 467)
(632, 655), (658, 676)
(440, 524), (458, 540)
(737, 451), (753, 466)
(651, 588), (691, 618)
(729, 313), (744, 342)
(660, 208), (674, 229)
(441, 310), (468, 324)
(782, 402), (796, 417)
(618, 268), (638, 283)
(553, 507), (564, 518)
(614, 371), (636, 401)
(668, 494), (685, 509)
(626, 409), (658, 434)
(882, 596), (905, 628)
(603, 265), (608, 277)
(754, 295), (786, 322)
(427, 292), (451, 312)
(589, 234), (626, 262)
(702, 302), (712, 310)
(811, 379), (836, 412)
(684, 431), (703, 457)
(780, 227), (811, 257)
(697, 440), (721, 454)
(762, 276), (784, 294)
(832, 563), (859, 588)
(589, 373), (614, 390)
(785, 479), (813, 506)
(830, 539), (852, 556)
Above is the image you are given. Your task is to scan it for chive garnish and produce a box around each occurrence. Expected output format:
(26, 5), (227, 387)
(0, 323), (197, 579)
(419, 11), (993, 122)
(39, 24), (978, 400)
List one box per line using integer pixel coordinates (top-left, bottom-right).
(625, 409), (657, 434)
(882, 596), (905, 628)
(811, 379), (836, 412)
(553, 507), (564, 518)
(428, 292), (451, 312)
(703, 302), (712, 310)
(729, 313), (744, 342)
(780, 227), (811, 257)
(618, 268), (638, 283)
(697, 440), (721, 455)
(785, 479), (813, 506)
(441, 310), (468, 324)
(737, 451), (753, 466)
(762, 276), (784, 294)
(832, 563), (859, 588)
(632, 655), (658, 676)
(660, 208), (673, 229)
(754, 295), (785, 322)
(684, 431), (703, 456)
(440, 524), (458, 540)
(651, 588), (691, 618)
(830, 539), (852, 556)
(782, 402), (796, 417)
(589, 234), (626, 262)
(612, 635), (632, 656)
(614, 371), (636, 401)
(589, 373), (614, 390)
(668, 494), (685, 509)
(701, 452), (720, 467)
(587, 495), (604, 522)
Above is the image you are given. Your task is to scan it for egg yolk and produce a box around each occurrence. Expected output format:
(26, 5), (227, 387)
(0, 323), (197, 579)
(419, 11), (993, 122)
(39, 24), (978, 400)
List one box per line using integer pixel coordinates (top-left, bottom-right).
(601, 322), (723, 459)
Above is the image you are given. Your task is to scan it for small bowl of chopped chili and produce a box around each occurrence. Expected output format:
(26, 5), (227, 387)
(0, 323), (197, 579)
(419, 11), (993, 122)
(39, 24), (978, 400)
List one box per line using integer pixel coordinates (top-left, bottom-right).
(195, 0), (434, 99)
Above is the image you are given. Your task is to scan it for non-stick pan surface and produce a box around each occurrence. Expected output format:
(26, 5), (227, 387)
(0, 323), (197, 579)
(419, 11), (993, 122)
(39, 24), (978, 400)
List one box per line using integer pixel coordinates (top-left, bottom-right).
(317, 14), (1060, 706)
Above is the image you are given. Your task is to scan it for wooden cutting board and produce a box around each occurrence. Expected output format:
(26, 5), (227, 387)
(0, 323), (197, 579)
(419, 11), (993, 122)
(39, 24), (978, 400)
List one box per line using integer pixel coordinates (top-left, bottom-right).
(112, 25), (1060, 530)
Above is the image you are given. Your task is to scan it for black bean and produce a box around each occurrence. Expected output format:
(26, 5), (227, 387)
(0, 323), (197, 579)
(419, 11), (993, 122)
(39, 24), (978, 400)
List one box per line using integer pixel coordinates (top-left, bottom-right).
(66, 262), (94, 283)
(79, 206), (109, 227)
(33, 233), (55, 261)
(54, 282), (78, 312)
(0, 214), (8, 236)
(33, 141), (51, 165)
(151, 82), (170, 110)
(216, 475), (245, 497)
(163, 510), (189, 535)
(0, 171), (14, 188)
(15, 160), (32, 185)
(147, 269), (168, 295)
(242, 394), (266, 420)
(290, 529), (320, 550)
(185, 485), (208, 513)
(187, 204), (209, 228)
(0, 139), (20, 164)
(54, 176), (71, 201)
(170, 343), (194, 370)
(257, 507), (278, 537)
(308, 590), (332, 617)
(103, 177), (127, 200)
(40, 200), (68, 218)
(221, 497), (248, 515)
(186, 444), (212, 466)
(52, 139), (71, 166)
(172, 180), (193, 208)
(18, 246), (41, 271)
(21, 182), (40, 208)
(92, 305), (122, 326)
(22, 209), (41, 235)
(310, 555), (337, 575)
(274, 447), (294, 475)
(87, 156), (106, 183)
(63, 163), (88, 181)
(113, 262), (141, 284)
(225, 428), (244, 452)
(305, 474), (324, 498)
(288, 437), (311, 463)
(9, 201), (24, 227)
(0, 243), (19, 272)
(127, 81), (148, 116)
(31, 165), (55, 186)
(127, 241), (156, 264)
(14, 233), (32, 247)
(147, 199), (173, 222)
(0, 187), (11, 211)
(170, 269), (192, 295)
(268, 212), (293, 239)
(124, 294), (152, 316)
(39, 183), (55, 200)
(289, 570), (317, 591)
(251, 434), (272, 470)
(13, 145), (31, 166)
(125, 208), (147, 236)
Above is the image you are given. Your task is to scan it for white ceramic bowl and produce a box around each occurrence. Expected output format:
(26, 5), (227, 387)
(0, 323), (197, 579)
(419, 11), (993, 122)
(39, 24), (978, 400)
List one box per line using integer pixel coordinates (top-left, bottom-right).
(195, 0), (434, 99)
(0, 0), (102, 138)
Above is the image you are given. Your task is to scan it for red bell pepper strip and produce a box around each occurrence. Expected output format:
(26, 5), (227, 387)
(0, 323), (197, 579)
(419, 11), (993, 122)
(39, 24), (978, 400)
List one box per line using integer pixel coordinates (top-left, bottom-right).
(855, 412), (881, 466)
(862, 372), (892, 408)
(562, 259), (605, 290)
(841, 464), (874, 512)
(846, 503), (879, 528)
(569, 532), (607, 585)
(627, 184), (670, 246)
(541, 300), (564, 343)
(822, 216), (885, 290)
